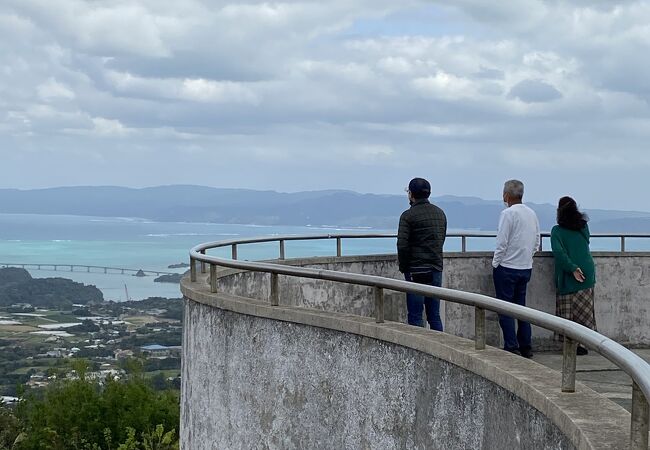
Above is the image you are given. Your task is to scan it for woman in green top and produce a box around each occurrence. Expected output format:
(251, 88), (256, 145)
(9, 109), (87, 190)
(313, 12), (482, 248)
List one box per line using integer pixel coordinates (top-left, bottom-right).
(550, 196), (596, 355)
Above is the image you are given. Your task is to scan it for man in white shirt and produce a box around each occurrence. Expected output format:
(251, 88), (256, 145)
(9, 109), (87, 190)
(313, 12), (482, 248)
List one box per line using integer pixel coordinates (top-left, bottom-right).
(492, 179), (540, 358)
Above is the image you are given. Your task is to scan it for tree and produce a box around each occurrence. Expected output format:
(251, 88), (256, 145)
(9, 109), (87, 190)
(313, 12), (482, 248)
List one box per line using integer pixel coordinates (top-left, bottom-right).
(119, 358), (144, 378)
(15, 376), (179, 449)
(149, 373), (168, 391)
(117, 425), (178, 450)
(0, 406), (22, 450)
(72, 358), (89, 381)
(141, 425), (178, 450)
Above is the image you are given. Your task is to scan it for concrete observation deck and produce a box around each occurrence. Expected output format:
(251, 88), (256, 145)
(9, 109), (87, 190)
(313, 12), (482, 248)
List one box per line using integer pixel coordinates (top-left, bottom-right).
(536, 349), (650, 412)
(181, 239), (650, 450)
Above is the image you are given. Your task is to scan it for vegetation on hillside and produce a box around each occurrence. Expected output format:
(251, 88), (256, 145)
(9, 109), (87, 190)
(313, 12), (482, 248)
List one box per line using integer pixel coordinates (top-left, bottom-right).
(1, 360), (179, 450)
(0, 269), (103, 309)
(0, 270), (182, 448)
(0, 269), (32, 286)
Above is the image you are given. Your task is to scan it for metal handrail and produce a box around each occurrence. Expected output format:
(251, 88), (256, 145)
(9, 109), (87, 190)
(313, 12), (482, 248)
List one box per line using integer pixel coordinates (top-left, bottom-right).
(188, 233), (650, 449)
(191, 232), (650, 255)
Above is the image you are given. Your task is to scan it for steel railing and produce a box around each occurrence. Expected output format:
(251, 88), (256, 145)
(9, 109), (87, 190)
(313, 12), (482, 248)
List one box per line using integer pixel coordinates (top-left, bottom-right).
(188, 233), (650, 449)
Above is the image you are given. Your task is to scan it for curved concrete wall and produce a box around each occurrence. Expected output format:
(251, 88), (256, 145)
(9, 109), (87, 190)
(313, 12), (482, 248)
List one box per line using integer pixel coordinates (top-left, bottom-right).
(182, 300), (574, 449)
(218, 252), (650, 348)
(181, 275), (631, 450)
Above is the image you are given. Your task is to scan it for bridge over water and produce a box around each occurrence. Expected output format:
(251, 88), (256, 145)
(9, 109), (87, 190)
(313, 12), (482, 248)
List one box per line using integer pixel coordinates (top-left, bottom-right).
(0, 263), (176, 277)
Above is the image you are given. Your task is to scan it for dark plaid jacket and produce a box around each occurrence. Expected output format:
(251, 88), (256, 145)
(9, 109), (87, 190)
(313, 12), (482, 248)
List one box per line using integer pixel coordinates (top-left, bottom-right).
(397, 199), (447, 273)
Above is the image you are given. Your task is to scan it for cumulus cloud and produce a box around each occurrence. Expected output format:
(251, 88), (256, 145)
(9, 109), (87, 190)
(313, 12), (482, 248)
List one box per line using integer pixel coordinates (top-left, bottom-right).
(0, 1), (649, 210)
(37, 78), (75, 101)
(90, 117), (131, 137)
(105, 71), (260, 104)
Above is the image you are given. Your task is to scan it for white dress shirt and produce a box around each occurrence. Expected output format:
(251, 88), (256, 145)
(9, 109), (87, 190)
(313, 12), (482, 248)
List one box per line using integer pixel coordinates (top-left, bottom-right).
(492, 203), (540, 270)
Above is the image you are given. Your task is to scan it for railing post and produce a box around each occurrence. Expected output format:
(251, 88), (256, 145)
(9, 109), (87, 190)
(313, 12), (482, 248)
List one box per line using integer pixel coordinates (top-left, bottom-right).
(210, 263), (217, 293)
(461, 236), (467, 253)
(374, 287), (384, 323)
(231, 244), (238, 260)
(621, 236), (626, 253)
(336, 237), (342, 257)
(279, 240), (285, 260)
(270, 273), (279, 306)
(562, 337), (577, 393)
(475, 306), (485, 350)
(631, 382), (649, 450)
(190, 257), (197, 282)
(539, 235), (543, 251)
(200, 249), (206, 274)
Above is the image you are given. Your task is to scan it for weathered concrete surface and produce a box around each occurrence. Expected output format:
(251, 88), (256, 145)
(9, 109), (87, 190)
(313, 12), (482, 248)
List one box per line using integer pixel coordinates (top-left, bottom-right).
(535, 349), (650, 412)
(217, 252), (650, 348)
(181, 276), (632, 450)
(182, 300), (574, 450)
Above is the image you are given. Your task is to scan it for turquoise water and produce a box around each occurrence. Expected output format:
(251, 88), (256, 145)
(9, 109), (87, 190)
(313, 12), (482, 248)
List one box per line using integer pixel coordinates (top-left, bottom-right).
(1, 213), (646, 301)
(0, 214), (401, 301)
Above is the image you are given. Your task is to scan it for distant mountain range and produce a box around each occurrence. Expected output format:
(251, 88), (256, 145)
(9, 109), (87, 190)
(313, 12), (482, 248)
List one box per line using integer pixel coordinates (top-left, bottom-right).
(0, 185), (649, 232)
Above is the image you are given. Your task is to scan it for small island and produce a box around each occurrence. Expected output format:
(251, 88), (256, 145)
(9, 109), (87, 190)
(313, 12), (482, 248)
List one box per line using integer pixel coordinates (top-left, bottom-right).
(154, 271), (189, 284)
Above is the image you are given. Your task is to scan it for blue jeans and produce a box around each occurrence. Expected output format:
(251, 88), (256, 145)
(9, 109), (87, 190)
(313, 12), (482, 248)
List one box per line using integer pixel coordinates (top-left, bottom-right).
(404, 270), (443, 331)
(493, 265), (532, 352)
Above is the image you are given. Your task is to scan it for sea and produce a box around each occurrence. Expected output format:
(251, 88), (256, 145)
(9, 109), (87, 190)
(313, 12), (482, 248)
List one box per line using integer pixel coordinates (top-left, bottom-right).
(0, 213), (399, 301)
(0, 213), (645, 301)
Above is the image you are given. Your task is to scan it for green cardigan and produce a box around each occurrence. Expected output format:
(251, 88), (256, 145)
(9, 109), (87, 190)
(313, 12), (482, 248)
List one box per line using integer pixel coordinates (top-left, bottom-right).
(550, 224), (596, 295)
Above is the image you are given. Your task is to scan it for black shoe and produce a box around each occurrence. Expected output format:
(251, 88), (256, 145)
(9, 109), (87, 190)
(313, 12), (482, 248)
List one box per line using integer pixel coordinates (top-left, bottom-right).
(520, 347), (534, 359)
(505, 348), (521, 356)
(577, 346), (588, 356)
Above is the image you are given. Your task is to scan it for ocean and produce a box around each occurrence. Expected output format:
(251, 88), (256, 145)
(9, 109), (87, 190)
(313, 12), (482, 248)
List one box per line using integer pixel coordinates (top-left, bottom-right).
(0, 213), (400, 301)
(0, 213), (646, 301)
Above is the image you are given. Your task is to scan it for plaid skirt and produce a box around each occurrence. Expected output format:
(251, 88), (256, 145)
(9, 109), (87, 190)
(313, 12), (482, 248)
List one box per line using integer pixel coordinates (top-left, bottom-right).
(556, 287), (597, 330)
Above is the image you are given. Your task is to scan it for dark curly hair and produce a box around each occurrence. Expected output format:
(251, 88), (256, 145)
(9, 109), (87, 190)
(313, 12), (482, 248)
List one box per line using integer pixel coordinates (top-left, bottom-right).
(557, 196), (588, 231)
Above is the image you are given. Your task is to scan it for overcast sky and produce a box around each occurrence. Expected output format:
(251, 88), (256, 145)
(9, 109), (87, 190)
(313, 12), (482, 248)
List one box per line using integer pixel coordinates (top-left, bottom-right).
(1, 1), (649, 210)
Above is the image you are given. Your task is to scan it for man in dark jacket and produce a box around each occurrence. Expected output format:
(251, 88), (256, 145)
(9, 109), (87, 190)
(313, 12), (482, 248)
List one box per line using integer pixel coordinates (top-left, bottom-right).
(397, 177), (447, 331)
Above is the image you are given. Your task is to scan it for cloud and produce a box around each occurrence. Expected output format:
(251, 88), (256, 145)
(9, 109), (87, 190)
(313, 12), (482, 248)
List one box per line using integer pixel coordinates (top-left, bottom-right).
(508, 79), (563, 103)
(0, 1), (649, 211)
(412, 72), (475, 100)
(105, 71), (260, 104)
(4, 0), (173, 57)
(91, 117), (131, 137)
(37, 78), (75, 101)
(474, 67), (505, 80)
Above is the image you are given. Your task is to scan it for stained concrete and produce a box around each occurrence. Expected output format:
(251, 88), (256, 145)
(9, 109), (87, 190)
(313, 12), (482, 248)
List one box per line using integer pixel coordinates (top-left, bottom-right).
(535, 349), (650, 412)
(217, 252), (650, 349)
(182, 300), (574, 450)
(180, 250), (647, 449)
(181, 276), (633, 450)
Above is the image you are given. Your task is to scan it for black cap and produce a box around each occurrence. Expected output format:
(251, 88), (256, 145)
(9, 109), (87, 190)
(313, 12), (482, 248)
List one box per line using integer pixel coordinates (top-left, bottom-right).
(408, 178), (431, 198)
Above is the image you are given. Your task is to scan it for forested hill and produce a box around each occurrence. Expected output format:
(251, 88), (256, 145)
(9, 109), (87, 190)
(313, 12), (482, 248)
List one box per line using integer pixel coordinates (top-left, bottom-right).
(0, 185), (649, 232)
(0, 268), (103, 308)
